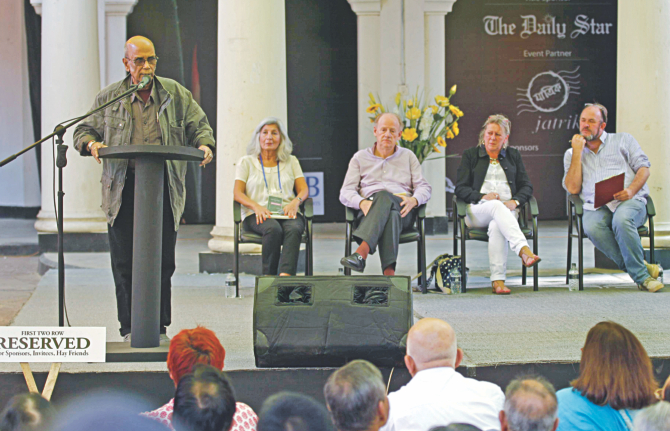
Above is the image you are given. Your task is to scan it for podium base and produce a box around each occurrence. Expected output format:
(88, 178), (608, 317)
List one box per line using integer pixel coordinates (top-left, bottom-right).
(38, 232), (109, 253)
(106, 342), (168, 362)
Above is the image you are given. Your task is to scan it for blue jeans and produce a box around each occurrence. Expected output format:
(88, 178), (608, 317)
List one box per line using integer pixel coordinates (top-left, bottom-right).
(582, 199), (649, 284)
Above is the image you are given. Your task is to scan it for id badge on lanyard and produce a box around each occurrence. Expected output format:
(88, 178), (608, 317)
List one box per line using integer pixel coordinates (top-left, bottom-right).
(260, 155), (284, 214)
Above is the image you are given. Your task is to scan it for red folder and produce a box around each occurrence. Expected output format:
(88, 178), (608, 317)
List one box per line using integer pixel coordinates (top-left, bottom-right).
(594, 173), (625, 209)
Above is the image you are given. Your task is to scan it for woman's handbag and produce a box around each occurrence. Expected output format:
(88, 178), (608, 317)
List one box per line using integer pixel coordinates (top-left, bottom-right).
(425, 253), (468, 294)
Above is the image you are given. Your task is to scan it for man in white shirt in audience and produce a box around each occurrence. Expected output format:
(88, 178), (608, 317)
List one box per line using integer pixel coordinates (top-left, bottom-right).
(381, 318), (504, 431)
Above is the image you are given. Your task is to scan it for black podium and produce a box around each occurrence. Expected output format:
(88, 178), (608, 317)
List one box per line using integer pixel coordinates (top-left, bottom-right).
(99, 145), (204, 348)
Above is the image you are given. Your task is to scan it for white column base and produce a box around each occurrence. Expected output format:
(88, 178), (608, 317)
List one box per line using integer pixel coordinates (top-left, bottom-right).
(35, 210), (107, 233)
(207, 226), (262, 254)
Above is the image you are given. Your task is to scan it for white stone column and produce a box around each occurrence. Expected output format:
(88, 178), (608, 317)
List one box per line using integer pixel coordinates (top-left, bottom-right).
(0, 0), (40, 210)
(32, 0), (106, 233)
(617, 0), (670, 246)
(348, 0), (381, 150)
(422, 0), (457, 219)
(208, 0), (288, 253)
(103, 0), (137, 86)
(379, 0), (403, 101)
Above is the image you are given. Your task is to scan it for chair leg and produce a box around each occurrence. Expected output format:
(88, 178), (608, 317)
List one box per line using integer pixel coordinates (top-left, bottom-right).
(453, 216), (458, 256)
(533, 235), (539, 292)
(460, 219), (467, 293)
(577, 216), (584, 291)
(650, 221), (655, 264)
(522, 265), (527, 285)
(305, 237), (311, 276)
(419, 236), (427, 294)
(344, 222), (352, 276)
(234, 228), (240, 298)
(309, 220), (314, 275)
(417, 241), (422, 285)
(566, 209), (573, 284)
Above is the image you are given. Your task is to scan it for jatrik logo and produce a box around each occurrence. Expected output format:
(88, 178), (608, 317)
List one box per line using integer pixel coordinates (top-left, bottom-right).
(517, 67), (581, 115)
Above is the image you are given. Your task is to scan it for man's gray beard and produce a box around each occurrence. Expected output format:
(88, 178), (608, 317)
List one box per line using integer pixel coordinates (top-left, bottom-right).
(582, 131), (601, 142)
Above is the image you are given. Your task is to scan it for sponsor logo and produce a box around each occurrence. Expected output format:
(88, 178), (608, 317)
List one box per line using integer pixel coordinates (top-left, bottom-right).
(517, 67), (581, 115)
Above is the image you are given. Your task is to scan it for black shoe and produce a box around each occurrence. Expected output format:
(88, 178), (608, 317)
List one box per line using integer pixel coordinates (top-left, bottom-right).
(341, 253), (366, 272)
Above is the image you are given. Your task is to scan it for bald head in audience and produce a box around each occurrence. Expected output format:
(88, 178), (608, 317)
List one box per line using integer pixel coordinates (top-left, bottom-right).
(404, 318), (463, 376)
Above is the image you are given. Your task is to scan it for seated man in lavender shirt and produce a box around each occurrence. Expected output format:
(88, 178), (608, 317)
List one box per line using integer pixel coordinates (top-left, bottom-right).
(339, 113), (432, 274)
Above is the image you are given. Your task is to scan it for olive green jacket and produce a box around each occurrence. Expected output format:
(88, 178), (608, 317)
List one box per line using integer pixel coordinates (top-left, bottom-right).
(73, 75), (215, 231)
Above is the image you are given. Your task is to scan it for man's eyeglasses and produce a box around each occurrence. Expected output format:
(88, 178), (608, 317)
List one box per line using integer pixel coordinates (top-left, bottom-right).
(126, 56), (159, 67)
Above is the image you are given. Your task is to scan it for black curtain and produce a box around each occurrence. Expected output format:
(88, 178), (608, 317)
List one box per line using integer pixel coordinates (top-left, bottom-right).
(24, 0), (42, 183)
(127, 0), (218, 224)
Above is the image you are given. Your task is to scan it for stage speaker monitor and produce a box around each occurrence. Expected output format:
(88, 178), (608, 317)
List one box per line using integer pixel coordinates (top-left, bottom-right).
(253, 275), (413, 368)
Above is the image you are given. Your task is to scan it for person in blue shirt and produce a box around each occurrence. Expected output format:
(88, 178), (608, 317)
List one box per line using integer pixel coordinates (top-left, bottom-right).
(557, 321), (658, 431)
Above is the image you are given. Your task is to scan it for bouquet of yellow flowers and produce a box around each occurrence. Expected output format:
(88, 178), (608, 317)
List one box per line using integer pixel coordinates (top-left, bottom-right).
(366, 85), (463, 164)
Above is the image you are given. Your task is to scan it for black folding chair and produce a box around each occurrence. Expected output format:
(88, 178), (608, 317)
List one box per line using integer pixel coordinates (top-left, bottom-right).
(452, 196), (539, 292)
(566, 194), (655, 290)
(343, 204), (427, 293)
(233, 199), (313, 296)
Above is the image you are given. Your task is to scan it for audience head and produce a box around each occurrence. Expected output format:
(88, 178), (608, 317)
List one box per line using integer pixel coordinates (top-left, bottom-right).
(167, 326), (226, 386)
(247, 117), (294, 162)
(500, 376), (558, 431)
(0, 393), (55, 431)
(478, 115), (511, 149)
(258, 391), (334, 431)
(572, 321), (657, 410)
(173, 364), (237, 431)
(324, 360), (388, 431)
(405, 318), (462, 376)
(49, 391), (164, 431)
(429, 425), (482, 431)
(634, 401), (670, 431)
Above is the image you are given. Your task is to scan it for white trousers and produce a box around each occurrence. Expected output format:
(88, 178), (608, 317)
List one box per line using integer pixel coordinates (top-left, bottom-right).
(465, 200), (529, 281)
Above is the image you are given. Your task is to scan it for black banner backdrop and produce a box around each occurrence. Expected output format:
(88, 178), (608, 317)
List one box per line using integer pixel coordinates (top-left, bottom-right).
(445, 0), (617, 220)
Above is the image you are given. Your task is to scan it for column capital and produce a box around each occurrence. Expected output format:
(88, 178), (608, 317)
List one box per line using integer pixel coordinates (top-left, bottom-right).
(347, 0), (381, 16)
(424, 0), (458, 15)
(105, 0), (138, 16)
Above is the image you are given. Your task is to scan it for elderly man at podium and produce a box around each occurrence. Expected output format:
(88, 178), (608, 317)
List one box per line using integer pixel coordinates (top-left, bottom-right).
(339, 112), (431, 275)
(73, 36), (215, 342)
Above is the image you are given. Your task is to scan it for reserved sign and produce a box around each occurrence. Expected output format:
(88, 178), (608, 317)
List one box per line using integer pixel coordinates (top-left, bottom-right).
(0, 327), (106, 362)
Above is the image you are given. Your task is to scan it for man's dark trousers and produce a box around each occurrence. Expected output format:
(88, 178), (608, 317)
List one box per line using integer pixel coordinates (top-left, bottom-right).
(354, 190), (416, 269)
(108, 169), (177, 337)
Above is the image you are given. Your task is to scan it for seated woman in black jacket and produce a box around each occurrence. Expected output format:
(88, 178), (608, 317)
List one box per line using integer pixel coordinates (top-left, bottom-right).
(454, 115), (541, 294)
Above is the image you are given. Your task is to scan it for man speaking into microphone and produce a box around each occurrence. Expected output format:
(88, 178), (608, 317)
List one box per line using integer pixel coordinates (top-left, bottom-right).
(73, 36), (215, 342)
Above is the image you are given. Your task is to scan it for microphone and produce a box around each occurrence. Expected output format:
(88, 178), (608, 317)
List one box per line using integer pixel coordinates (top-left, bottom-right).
(136, 76), (152, 90)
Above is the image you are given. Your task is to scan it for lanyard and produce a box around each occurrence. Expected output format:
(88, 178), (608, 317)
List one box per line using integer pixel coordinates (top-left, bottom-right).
(259, 154), (282, 192)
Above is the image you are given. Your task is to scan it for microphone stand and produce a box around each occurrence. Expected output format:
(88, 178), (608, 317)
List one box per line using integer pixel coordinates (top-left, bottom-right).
(0, 80), (146, 327)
